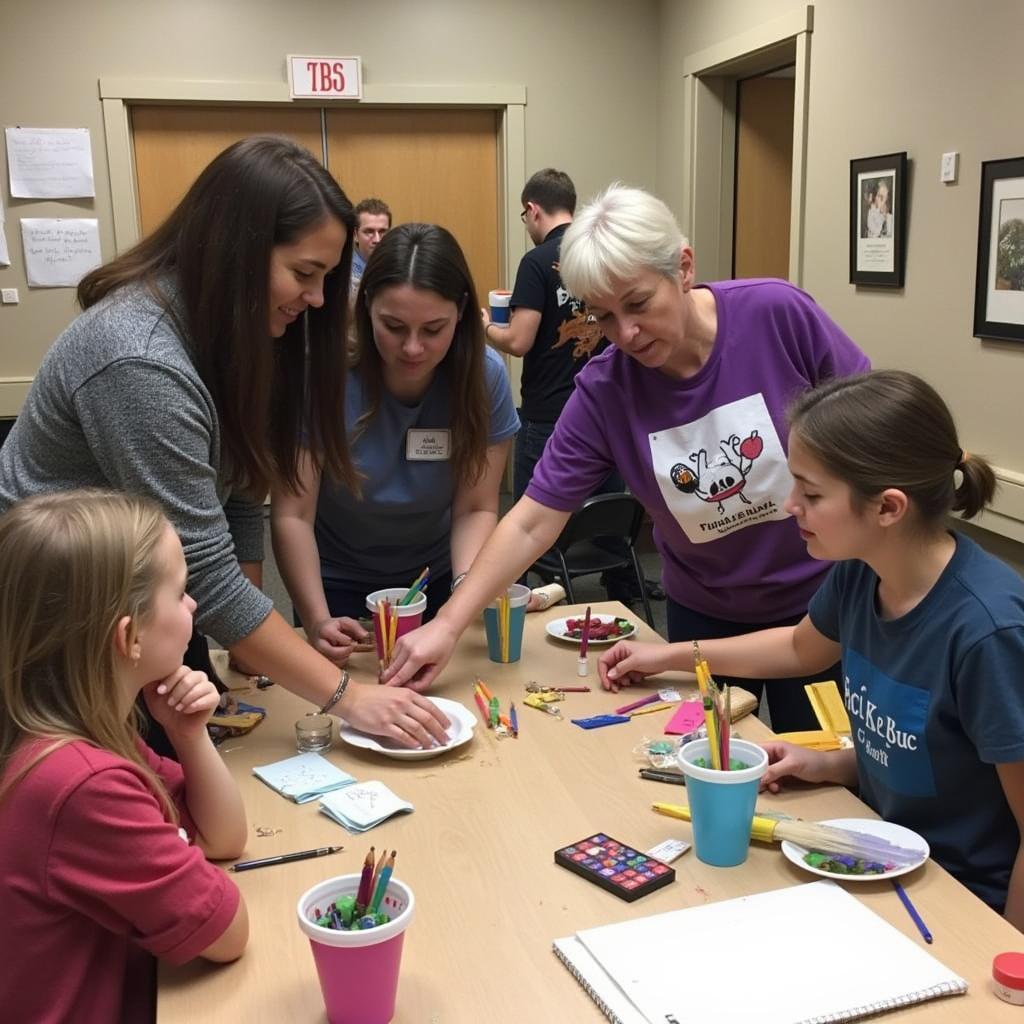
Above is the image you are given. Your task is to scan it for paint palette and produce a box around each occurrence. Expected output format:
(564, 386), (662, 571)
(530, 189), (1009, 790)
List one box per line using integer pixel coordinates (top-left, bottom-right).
(554, 833), (675, 902)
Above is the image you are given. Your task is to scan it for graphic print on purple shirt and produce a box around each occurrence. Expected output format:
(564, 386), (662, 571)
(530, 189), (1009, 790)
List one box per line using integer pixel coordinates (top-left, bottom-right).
(649, 393), (793, 544)
(843, 647), (936, 797)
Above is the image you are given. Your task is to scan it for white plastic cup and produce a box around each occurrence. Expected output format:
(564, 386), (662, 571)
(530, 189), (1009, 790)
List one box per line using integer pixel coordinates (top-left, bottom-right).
(297, 873), (415, 1024)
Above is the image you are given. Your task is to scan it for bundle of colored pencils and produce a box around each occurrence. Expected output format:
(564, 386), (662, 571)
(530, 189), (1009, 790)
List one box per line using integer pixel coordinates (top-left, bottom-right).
(473, 677), (517, 736)
(399, 566), (429, 606)
(496, 593), (512, 663)
(693, 641), (731, 770)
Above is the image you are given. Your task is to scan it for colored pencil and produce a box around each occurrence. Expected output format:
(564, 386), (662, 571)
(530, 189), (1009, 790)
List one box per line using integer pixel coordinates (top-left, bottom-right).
(475, 677), (494, 702)
(369, 845), (388, 898)
(398, 566), (429, 606)
(369, 850), (396, 915)
(615, 692), (661, 715)
(355, 847), (375, 913)
(473, 688), (489, 725)
(510, 702), (519, 737)
(626, 702), (675, 717)
(892, 880), (933, 943)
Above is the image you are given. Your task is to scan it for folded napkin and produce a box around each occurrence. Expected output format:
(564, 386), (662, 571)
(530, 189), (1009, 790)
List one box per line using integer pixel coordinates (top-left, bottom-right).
(319, 780), (413, 832)
(252, 752), (356, 804)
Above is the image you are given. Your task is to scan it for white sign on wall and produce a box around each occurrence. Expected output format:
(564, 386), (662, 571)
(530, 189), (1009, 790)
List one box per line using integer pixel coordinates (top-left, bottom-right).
(288, 56), (362, 100)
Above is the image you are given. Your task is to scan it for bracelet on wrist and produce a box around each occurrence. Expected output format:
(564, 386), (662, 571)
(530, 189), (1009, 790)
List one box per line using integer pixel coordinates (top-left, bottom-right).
(450, 572), (468, 593)
(319, 670), (349, 715)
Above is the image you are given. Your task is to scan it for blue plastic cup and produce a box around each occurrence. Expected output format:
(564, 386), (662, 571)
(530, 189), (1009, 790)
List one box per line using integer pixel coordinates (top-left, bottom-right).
(488, 290), (512, 325)
(483, 583), (530, 663)
(677, 738), (768, 867)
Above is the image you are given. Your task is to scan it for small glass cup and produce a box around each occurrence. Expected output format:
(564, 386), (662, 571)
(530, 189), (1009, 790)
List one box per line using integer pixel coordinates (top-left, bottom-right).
(296, 713), (333, 753)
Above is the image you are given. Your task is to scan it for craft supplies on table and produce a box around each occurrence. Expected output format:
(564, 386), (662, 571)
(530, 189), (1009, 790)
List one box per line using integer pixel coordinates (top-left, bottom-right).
(554, 833), (675, 902)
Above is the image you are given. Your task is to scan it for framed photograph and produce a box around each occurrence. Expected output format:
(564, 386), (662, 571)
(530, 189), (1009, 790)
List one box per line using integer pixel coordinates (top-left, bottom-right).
(849, 152), (907, 287)
(973, 156), (1024, 342)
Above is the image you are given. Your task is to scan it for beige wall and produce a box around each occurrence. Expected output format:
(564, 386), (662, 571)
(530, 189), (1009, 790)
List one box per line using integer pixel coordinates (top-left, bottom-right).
(658, 0), (1024, 563)
(0, 0), (659, 414)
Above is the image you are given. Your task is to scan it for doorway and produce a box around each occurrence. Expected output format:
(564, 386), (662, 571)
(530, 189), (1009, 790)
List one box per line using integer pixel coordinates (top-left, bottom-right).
(732, 67), (795, 280)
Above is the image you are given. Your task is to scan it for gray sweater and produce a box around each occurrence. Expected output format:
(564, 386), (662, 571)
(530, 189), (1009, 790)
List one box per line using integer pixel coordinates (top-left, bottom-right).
(0, 282), (273, 646)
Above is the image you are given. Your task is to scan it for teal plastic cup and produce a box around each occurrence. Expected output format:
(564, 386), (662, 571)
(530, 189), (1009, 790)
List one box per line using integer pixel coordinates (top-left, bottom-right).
(482, 583), (530, 662)
(677, 738), (768, 867)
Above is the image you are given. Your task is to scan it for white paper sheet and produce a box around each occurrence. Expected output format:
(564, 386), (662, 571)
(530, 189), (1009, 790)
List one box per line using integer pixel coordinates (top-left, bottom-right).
(6, 127), (95, 198)
(20, 218), (101, 287)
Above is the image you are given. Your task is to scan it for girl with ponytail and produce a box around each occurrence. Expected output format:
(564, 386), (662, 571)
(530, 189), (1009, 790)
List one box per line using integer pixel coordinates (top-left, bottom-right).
(601, 370), (1024, 928)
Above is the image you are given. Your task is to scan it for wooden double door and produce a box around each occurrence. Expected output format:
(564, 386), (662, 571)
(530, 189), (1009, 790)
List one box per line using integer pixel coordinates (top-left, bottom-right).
(130, 104), (500, 300)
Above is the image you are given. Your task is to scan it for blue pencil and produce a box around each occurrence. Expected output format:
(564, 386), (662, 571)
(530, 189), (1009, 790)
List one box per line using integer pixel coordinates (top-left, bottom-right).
(369, 850), (396, 914)
(892, 879), (932, 943)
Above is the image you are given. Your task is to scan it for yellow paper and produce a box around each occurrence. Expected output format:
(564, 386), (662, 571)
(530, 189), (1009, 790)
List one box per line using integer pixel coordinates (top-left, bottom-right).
(804, 680), (851, 736)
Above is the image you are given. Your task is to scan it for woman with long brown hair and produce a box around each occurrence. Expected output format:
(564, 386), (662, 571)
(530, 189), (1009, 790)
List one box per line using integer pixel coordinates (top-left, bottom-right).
(272, 223), (518, 664)
(0, 136), (448, 749)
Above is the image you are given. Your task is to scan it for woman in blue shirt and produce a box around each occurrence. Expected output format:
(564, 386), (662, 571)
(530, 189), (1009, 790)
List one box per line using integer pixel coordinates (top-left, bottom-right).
(273, 223), (519, 666)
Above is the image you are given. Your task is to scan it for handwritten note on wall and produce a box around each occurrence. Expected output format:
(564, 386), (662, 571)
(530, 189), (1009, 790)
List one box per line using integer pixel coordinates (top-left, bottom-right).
(20, 219), (101, 287)
(6, 127), (95, 199)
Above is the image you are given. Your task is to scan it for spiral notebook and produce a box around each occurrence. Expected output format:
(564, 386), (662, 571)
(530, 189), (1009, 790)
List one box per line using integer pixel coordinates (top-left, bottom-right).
(553, 880), (966, 1024)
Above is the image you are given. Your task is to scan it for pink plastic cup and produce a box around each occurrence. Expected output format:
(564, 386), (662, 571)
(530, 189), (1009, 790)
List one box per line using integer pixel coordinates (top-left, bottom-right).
(297, 873), (415, 1024)
(366, 588), (427, 666)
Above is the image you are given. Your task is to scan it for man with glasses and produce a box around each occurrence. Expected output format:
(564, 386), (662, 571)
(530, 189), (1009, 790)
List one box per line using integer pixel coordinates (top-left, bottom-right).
(482, 169), (655, 607)
(350, 197), (392, 299)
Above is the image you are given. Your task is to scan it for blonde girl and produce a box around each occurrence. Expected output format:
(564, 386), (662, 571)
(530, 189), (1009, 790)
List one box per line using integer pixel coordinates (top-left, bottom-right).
(0, 491), (248, 1022)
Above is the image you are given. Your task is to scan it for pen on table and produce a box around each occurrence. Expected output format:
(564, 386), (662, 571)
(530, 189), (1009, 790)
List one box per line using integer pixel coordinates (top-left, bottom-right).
(578, 605), (591, 677)
(639, 768), (686, 785)
(892, 879), (933, 943)
(510, 701), (519, 737)
(230, 846), (343, 872)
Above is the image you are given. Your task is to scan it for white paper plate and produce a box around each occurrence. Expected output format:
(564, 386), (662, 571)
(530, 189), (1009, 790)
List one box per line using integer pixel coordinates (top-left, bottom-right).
(780, 817), (929, 882)
(545, 614), (637, 646)
(337, 696), (476, 761)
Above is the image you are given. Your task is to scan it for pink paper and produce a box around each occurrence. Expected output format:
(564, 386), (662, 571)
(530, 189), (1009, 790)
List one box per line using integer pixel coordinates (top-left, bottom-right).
(664, 699), (705, 735)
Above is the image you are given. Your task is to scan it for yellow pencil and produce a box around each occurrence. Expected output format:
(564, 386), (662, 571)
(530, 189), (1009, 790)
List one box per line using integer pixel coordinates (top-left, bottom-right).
(376, 600), (388, 671)
(500, 595), (510, 662)
(627, 702), (675, 717)
(387, 603), (398, 663)
(475, 677), (494, 702)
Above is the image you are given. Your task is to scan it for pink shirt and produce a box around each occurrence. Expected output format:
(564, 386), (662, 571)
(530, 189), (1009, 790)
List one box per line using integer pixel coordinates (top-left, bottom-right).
(0, 737), (240, 1024)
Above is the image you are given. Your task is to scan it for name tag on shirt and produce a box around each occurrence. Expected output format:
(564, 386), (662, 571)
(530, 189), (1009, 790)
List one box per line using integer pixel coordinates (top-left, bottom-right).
(406, 429), (451, 461)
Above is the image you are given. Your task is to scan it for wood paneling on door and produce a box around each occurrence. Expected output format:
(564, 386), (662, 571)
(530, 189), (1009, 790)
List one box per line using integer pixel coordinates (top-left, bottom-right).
(326, 108), (499, 303)
(131, 106), (323, 236)
(733, 75), (794, 281)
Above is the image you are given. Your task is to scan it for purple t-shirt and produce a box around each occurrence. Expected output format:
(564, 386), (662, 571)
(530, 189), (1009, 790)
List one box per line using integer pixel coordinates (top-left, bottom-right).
(526, 278), (870, 622)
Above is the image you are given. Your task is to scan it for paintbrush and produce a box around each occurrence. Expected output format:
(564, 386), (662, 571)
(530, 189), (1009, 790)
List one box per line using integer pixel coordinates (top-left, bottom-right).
(653, 803), (923, 866)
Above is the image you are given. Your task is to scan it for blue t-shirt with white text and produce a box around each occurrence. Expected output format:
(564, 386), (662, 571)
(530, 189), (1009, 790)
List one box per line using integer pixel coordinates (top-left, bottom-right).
(809, 532), (1024, 910)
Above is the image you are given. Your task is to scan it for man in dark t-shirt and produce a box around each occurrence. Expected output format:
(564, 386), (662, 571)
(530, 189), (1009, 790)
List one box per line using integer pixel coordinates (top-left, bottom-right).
(482, 168), (607, 499)
(483, 170), (655, 605)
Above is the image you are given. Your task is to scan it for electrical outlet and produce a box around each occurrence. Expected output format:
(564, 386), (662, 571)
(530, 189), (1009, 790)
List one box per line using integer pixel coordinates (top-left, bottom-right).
(1, 288), (19, 304)
(940, 152), (959, 184)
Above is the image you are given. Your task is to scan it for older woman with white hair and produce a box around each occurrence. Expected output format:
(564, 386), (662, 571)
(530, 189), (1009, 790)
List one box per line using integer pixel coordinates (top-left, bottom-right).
(382, 183), (869, 731)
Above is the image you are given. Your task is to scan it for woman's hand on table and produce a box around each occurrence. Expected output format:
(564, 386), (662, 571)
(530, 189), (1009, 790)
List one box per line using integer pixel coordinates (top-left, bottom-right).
(598, 641), (674, 692)
(307, 616), (369, 665)
(340, 682), (451, 749)
(379, 617), (459, 692)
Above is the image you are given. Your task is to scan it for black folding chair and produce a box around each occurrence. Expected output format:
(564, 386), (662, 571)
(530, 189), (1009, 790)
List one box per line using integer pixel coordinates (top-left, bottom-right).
(527, 493), (655, 626)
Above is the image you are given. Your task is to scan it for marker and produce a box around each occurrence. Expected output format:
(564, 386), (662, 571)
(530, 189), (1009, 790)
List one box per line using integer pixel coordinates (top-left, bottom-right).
(892, 879), (933, 943)
(230, 845), (343, 872)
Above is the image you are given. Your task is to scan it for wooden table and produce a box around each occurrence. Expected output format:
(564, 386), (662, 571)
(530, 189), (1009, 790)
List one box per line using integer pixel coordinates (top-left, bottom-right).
(159, 603), (1021, 1022)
